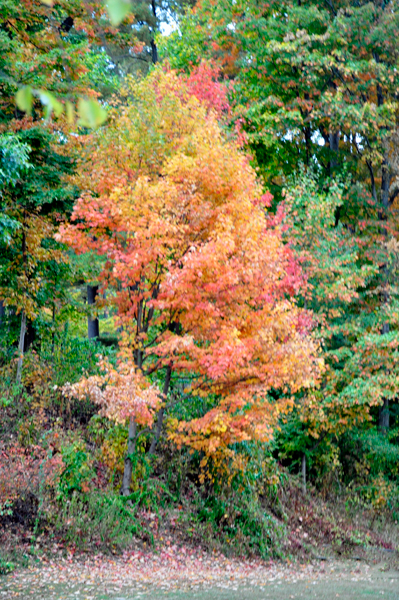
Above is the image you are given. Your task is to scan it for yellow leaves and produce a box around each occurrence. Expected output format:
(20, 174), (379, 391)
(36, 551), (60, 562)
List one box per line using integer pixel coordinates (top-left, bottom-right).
(60, 68), (322, 477)
(0, 210), (65, 318)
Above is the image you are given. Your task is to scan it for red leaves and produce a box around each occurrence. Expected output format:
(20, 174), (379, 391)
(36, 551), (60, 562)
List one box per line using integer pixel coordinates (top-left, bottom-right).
(0, 442), (63, 505)
(60, 69), (320, 464)
(185, 62), (230, 118)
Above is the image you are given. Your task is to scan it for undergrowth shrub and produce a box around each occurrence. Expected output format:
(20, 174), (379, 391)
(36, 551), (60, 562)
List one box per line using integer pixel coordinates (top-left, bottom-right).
(192, 486), (285, 558)
(40, 334), (116, 389)
(341, 429), (399, 518)
(53, 492), (146, 549)
(157, 437), (286, 558)
(57, 439), (95, 498)
(0, 442), (63, 523)
(341, 429), (399, 482)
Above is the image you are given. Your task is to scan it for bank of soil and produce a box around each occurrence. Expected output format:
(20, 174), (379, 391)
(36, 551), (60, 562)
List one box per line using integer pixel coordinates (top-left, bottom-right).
(1, 548), (399, 600)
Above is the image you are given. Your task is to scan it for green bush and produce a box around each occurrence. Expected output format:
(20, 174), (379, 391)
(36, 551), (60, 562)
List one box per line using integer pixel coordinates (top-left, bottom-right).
(188, 483), (285, 559)
(40, 333), (116, 388)
(57, 440), (95, 499)
(54, 492), (146, 550)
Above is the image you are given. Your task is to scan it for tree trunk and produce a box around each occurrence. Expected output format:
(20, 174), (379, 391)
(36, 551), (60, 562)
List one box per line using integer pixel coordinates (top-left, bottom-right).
(379, 398), (390, 434)
(380, 153), (391, 432)
(87, 285), (99, 339)
(23, 318), (36, 352)
(16, 310), (26, 384)
(151, 0), (158, 65)
(375, 64), (391, 434)
(329, 131), (340, 173)
(51, 301), (56, 358)
(121, 418), (137, 496)
(17, 221), (28, 383)
(304, 124), (311, 167)
(301, 453), (307, 495)
(151, 39), (158, 65)
(103, 291), (108, 319)
(149, 365), (172, 454)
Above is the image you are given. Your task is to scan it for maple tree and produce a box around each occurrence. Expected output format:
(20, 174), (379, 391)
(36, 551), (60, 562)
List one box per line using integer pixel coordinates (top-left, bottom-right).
(161, 1), (399, 479)
(0, 0), (202, 377)
(60, 68), (321, 493)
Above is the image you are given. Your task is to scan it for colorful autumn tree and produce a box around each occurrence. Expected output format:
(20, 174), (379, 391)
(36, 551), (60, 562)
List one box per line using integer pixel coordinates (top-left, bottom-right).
(277, 168), (399, 490)
(276, 170), (377, 488)
(60, 69), (321, 494)
(161, 0), (399, 464)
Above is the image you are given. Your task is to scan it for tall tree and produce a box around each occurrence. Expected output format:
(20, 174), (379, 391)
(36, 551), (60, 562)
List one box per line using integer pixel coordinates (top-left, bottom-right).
(61, 69), (320, 493)
(161, 0), (399, 198)
(0, 126), (77, 380)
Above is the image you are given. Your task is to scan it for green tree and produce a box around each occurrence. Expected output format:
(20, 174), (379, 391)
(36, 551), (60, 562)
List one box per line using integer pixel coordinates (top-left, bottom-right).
(0, 127), (77, 380)
(161, 0), (399, 200)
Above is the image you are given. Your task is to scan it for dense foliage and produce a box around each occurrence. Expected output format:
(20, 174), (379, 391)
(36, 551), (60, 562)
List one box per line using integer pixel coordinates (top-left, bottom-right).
(1, 0), (399, 567)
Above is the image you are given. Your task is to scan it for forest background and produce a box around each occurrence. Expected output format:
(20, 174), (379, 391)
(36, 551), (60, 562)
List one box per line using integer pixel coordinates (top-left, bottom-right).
(1, 0), (399, 572)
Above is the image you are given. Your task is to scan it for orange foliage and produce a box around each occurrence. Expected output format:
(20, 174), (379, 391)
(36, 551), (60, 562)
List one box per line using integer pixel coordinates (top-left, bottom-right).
(59, 69), (322, 462)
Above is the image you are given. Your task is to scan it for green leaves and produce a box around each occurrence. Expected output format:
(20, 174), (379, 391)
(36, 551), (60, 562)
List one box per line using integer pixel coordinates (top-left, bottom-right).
(15, 86), (33, 115)
(78, 99), (108, 128)
(0, 134), (31, 187)
(15, 87), (107, 128)
(15, 87), (63, 120)
(38, 91), (64, 118)
(106, 0), (131, 26)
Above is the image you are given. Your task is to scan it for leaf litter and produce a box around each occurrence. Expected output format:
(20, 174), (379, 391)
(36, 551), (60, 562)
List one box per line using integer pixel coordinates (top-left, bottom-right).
(1, 543), (395, 600)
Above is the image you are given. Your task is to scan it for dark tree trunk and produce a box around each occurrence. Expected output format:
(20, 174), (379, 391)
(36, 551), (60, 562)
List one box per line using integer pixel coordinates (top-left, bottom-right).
(375, 70), (392, 433)
(0, 301), (5, 327)
(301, 453), (307, 495)
(151, 39), (158, 64)
(151, 0), (158, 64)
(16, 310), (26, 384)
(329, 131), (340, 173)
(51, 301), (56, 357)
(87, 285), (99, 339)
(304, 125), (311, 167)
(23, 318), (36, 352)
(16, 222), (28, 384)
(149, 365), (172, 454)
(379, 155), (391, 433)
(379, 398), (390, 434)
(121, 418), (137, 496)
